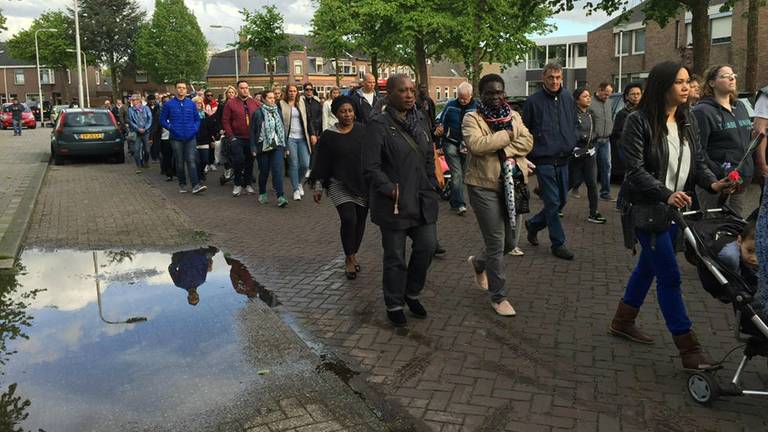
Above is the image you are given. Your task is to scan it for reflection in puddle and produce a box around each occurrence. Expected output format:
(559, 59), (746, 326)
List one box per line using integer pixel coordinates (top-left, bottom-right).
(0, 248), (278, 432)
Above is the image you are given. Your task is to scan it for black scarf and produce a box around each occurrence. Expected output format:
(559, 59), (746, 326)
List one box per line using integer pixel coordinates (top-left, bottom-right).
(386, 105), (421, 138)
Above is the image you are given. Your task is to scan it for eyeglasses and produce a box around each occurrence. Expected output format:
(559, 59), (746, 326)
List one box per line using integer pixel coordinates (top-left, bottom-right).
(304, 87), (313, 91)
(718, 73), (737, 80)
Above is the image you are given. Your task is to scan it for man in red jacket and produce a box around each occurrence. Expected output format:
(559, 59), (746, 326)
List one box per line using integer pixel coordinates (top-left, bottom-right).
(222, 80), (261, 197)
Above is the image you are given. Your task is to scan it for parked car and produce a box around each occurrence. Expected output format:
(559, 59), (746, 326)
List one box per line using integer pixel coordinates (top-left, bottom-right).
(1, 103), (37, 129)
(50, 108), (124, 165)
(50, 105), (71, 125)
(28, 101), (52, 123)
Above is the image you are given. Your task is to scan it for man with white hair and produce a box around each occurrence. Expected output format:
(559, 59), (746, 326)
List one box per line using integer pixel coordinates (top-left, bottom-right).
(434, 81), (477, 215)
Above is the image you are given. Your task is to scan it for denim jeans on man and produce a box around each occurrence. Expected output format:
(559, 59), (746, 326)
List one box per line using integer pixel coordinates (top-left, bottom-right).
(595, 138), (612, 197)
(468, 185), (511, 303)
(228, 137), (254, 187)
(445, 143), (467, 209)
(622, 225), (692, 336)
(257, 147), (285, 197)
(170, 138), (199, 187)
(131, 133), (149, 168)
(12, 119), (22, 135)
(380, 223), (436, 311)
(286, 137), (310, 192)
(527, 164), (568, 248)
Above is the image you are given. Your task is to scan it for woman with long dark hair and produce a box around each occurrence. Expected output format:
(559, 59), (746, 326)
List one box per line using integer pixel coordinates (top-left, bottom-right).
(569, 87), (605, 224)
(609, 61), (734, 371)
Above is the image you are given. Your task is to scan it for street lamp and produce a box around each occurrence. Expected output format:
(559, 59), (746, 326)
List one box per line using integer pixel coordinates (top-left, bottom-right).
(92, 251), (148, 325)
(210, 25), (239, 82)
(67, 49), (90, 107)
(35, 28), (58, 124)
(73, 0), (85, 107)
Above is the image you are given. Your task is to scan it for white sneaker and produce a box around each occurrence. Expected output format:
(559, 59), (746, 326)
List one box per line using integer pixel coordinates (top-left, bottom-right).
(204, 165), (210, 173)
(507, 247), (525, 256)
(232, 186), (243, 197)
(209, 164), (217, 171)
(245, 185), (256, 195)
(492, 300), (516, 316)
(299, 184), (305, 196)
(293, 190), (302, 201)
(192, 184), (207, 194)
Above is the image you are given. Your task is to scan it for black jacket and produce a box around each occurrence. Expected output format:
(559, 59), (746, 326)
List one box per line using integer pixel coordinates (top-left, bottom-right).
(363, 110), (439, 230)
(692, 97), (754, 178)
(351, 89), (381, 125)
(304, 97), (323, 138)
(621, 110), (717, 205)
(195, 114), (217, 145)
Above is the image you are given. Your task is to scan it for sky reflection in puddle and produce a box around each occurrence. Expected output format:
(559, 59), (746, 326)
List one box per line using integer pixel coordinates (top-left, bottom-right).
(1, 247), (278, 432)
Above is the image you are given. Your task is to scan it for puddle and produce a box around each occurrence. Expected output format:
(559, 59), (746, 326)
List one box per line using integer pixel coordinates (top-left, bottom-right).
(0, 247), (278, 432)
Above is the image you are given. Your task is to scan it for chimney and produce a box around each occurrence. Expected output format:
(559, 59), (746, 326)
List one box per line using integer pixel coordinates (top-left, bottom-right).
(238, 33), (248, 77)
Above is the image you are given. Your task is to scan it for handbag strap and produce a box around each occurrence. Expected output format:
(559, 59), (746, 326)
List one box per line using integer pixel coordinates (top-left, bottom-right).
(384, 112), (425, 164)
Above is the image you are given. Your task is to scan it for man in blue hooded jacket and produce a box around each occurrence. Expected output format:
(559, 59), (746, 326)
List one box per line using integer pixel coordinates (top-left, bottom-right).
(160, 80), (206, 194)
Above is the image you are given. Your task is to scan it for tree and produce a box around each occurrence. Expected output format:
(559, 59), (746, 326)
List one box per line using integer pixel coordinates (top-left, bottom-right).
(547, 0), (735, 76)
(75, 0), (146, 102)
(135, 0), (208, 85)
(6, 11), (75, 102)
(345, 0), (401, 81)
(239, 5), (296, 88)
(0, 9), (7, 33)
(446, 0), (553, 94)
(311, 0), (355, 87)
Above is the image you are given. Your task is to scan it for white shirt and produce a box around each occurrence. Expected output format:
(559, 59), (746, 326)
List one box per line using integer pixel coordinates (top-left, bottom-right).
(665, 121), (690, 192)
(754, 94), (768, 120)
(289, 106), (304, 139)
(362, 91), (375, 107)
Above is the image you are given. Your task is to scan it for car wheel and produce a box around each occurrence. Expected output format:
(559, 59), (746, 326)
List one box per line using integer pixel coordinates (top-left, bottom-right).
(53, 153), (64, 166)
(30, 124), (36, 129)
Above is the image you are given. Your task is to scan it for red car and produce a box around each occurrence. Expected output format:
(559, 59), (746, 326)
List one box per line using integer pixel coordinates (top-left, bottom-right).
(1, 103), (37, 129)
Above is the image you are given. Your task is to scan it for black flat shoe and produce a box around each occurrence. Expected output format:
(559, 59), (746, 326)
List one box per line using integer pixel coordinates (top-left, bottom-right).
(387, 310), (407, 327)
(525, 219), (539, 246)
(404, 297), (427, 319)
(345, 271), (357, 280)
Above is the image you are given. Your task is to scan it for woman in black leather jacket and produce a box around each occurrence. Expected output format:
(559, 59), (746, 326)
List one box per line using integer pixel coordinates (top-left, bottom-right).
(608, 61), (734, 371)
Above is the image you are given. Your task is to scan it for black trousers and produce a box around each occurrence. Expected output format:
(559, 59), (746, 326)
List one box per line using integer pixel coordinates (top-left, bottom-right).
(336, 203), (368, 256)
(569, 155), (598, 214)
(380, 223), (436, 310)
(229, 138), (254, 187)
(160, 139), (174, 176)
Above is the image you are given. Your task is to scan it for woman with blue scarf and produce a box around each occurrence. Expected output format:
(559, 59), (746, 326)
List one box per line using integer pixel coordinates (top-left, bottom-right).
(250, 90), (288, 208)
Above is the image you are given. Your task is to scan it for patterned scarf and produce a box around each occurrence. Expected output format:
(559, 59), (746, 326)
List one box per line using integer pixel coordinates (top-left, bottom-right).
(385, 105), (421, 138)
(477, 101), (514, 132)
(259, 103), (285, 152)
(755, 181), (768, 319)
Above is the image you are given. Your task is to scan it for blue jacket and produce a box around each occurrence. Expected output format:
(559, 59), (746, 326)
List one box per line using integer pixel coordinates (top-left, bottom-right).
(522, 87), (577, 165)
(437, 98), (477, 146)
(160, 97), (200, 141)
(127, 104), (153, 134)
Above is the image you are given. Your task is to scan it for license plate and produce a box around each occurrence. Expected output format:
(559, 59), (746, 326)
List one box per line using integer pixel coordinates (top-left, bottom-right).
(79, 133), (103, 140)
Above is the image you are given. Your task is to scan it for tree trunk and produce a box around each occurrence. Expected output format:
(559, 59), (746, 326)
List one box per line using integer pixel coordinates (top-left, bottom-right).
(110, 64), (120, 105)
(269, 59), (275, 89)
(471, 47), (484, 97)
(334, 56), (341, 87)
(414, 36), (428, 88)
(744, 0), (759, 93)
(689, 0), (710, 77)
(371, 53), (379, 81)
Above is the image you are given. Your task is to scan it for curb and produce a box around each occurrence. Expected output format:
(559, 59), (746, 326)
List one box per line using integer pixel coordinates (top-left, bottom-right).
(0, 161), (48, 269)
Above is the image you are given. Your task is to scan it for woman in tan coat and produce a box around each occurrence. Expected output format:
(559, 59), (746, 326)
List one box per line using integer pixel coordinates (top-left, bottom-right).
(463, 74), (533, 316)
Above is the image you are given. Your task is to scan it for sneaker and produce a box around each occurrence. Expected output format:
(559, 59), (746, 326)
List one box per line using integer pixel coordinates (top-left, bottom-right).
(552, 245), (575, 260)
(587, 212), (607, 224)
(387, 309), (407, 327)
(179, 187), (188, 194)
(467, 256), (488, 290)
(299, 184), (305, 196)
(191, 184), (207, 194)
(293, 190), (302, 201)
(204, 165), (210, 173)
(258, 193), (268, 204)
(166, 176), (173, 182)
(525, 219), (538, 246)
(277, 196), (288, 208)
(245, 185), (256, 195)
(434, 243), (446, 257)
(404, 297), (427, 319)
(492, 300), (517, 316)
(600, 194), (617, 202)
(209, 164), (217, 171)
(558, 212), (564, 218)
(224, 168), (233, 179)
(456, 205), (467, 216)
(507, 247), (524, 256)
(569, 190), (582, 199)
(232, 185), (243, 197)
(135, 170), (142, 174)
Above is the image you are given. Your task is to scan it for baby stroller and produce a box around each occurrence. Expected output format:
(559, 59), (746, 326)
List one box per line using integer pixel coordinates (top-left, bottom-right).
(677, 206), (768, 404)
(438, 153), (452, 201)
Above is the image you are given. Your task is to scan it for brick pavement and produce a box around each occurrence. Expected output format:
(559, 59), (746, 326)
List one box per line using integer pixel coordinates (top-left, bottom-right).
(146, 165), (768, 432)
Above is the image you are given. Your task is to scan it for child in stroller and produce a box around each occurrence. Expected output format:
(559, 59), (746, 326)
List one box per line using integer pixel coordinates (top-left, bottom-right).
(680, 207), (768, 405)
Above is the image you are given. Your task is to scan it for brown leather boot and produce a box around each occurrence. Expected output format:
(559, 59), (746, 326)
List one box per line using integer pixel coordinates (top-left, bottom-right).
(673, 331), (715, 371)
(609, 302), (655, 344)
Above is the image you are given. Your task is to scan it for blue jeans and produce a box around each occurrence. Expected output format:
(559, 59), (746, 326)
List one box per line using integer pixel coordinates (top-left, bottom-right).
(257, 147), (285, 197)
(12, 119), (22, 135)
(445, 143), (467, 209)
(131, 133), (149, 167)
(287, 137), (310, 192)
(527, 164), (568, 248)
(595, 138), (612, 197)
(170, 138), (199, 187)
(622, 225), (692, 336)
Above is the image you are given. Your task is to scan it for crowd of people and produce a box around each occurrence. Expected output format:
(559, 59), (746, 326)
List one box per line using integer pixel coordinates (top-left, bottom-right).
(104, 62), (767, 371)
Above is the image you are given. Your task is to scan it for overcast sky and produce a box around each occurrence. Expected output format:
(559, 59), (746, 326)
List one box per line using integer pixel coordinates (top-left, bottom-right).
(1, 0), (615, 49)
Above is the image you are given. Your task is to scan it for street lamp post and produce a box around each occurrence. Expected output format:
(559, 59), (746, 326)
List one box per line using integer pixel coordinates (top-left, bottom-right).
(35, 28), (58, 124)
(210, 25), (239, 82)
(67, 49), (90, 107)
(73, 0), (85, 107)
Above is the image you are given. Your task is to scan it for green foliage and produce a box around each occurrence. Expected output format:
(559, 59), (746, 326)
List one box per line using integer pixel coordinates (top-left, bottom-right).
(0, 9), (7, 33)
(135, 0), (208, 83)
(0, 383), (31, 432)
(311, 0), (355, 85)
(239, 5), (297, 86)
(6, 11), (75, 70)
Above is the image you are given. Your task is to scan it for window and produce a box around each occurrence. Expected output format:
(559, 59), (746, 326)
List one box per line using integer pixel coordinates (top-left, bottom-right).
(576, 43), (587, 57)
(711, 16), (732, 44)
(435, 87), (440, 100)
(452, 87), (457, 99)
(14, 69), (25, 85)
(95, 71), (100, 85)
(612, 74), (628, 90)
(444, 88), (449, 99)
(527, 46), (546, 69)
(615, 32), (630, 56)
(334, 60), (356, 75)
(315, 57), (324, 73)
(632, 29), (646, 54)
(547, 44), (566, 67)
(265, 60), (277, 74)
(40, 68), (55, 85)
(294, 60), (303, 75)
(135, 70), (148, 83)
(67, 69), (71, 84)
(526, 81), (542, 96)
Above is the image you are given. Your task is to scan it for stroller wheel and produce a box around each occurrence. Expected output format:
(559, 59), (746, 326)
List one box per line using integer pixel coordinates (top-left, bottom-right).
(688, 372), (720, 405)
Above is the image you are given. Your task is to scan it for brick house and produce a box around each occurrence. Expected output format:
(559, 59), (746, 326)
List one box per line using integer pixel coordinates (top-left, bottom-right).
(502, 35), (589, 96)
(587, 0), (768, 92)
(206, 34), (467, 101)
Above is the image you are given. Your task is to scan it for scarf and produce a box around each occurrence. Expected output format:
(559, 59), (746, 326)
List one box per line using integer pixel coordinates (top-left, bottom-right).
(198, 110), (205, 119)
(756, 181), (768, 319)
(385, 105), (421, 138)
(259, 104), (285, 152)
(477, 101), (514, 132)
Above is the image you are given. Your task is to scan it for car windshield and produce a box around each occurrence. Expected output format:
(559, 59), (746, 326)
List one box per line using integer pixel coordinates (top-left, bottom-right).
(63, 111), (114, 127)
